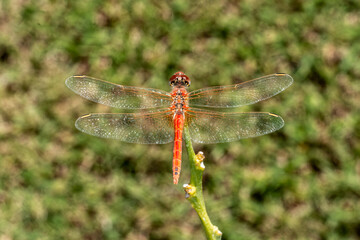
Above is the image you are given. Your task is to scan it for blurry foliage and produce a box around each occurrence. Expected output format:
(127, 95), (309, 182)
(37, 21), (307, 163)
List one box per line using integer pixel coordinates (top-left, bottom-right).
(0, 0), (360, 239)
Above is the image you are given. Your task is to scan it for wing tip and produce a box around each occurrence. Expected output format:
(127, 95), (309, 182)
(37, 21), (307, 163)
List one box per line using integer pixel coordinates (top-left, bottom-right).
(275, 73), (294, 86)
(75, 113), (92, 123)
(74, 114), (93, 133)
(269, 111), (284, 118)
(65, 76), (73, 88)
(65, 75), (89, 87)
(79, 114), (92, 119)
(268, 113), (280, 117)
(267, 112), (285, 128)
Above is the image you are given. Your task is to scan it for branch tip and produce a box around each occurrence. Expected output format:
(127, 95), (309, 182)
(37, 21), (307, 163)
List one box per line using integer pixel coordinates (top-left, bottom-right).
(183, 183), (196, 199)
(195, 151), (206, 170)
(213, 226), (222, 236)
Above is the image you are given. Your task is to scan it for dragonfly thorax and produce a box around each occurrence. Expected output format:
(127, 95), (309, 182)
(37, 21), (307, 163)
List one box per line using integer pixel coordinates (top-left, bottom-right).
(171, 87), (189, 117)
(169, 72), (191, 88)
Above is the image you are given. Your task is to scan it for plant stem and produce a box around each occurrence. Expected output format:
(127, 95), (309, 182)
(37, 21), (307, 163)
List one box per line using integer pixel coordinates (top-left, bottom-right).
(183, 126), (222, 240)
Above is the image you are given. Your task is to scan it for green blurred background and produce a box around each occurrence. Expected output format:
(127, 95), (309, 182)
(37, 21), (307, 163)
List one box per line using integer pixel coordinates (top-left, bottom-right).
(1, 0), (359, 239)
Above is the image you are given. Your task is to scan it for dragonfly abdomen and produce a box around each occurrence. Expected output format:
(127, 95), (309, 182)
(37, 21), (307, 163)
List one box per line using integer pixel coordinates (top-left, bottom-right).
(173, 113), (184, 184)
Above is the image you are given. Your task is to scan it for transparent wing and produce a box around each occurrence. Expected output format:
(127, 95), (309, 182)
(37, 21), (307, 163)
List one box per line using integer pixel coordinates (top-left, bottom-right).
(189, 73), (293, 108)
(66, 76), (172, 109)
(75, 109), (174, 144)
(186, 108), (284, 144)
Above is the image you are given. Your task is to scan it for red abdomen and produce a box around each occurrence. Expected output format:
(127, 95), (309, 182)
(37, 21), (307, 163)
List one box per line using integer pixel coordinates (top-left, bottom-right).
(173, 113), (184, 184)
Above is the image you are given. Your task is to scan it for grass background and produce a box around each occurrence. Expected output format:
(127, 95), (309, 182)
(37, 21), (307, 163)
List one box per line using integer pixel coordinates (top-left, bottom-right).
(1, 0), (360, 239)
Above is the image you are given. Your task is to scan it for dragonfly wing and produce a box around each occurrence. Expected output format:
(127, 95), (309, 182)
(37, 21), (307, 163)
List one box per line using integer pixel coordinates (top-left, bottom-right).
(75, 109), (174, 144)
(66, 76), (172, 109)
(189, 73), (293, 108)
(186, 108), (284, 144)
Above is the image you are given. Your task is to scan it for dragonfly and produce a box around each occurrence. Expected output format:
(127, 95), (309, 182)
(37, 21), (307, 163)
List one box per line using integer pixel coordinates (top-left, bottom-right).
(66, 72), (293, 184)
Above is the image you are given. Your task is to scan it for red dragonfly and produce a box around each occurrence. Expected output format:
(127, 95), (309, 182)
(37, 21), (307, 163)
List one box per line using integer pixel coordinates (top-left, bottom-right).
(66, 72), (293, 184)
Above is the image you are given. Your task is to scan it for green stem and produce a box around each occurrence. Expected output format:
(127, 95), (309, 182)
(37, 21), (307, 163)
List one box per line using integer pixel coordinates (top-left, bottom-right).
(183, 126), (222, 240)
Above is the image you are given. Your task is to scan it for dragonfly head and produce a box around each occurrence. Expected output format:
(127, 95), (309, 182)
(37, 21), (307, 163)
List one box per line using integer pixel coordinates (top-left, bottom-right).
(169, 72), (191, 87)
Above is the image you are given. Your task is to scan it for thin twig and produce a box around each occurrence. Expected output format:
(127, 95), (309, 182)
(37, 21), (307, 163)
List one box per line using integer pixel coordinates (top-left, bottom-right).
(183, 126), (222, 240)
